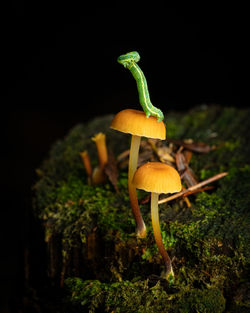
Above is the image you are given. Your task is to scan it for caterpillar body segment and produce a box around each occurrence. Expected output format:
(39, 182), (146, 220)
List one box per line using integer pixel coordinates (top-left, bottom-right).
(117, 51), (164, 122)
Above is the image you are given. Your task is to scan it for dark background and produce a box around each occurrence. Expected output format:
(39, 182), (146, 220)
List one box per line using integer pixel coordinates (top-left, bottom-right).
(1, 2), (247, 312)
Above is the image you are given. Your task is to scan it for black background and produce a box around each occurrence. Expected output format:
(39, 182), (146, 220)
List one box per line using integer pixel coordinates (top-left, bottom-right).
(1, 2), (247, 312)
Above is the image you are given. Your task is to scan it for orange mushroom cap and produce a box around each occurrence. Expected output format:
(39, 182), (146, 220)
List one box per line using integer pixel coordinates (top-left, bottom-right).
(110, 109), (166, 139)
(133, 162), (182, 194)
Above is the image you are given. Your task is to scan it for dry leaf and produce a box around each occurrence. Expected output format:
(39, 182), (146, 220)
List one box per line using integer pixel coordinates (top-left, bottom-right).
(176, 150), (198, 187)
(166, 137), (213, 153)
(104, 151), (119, 192)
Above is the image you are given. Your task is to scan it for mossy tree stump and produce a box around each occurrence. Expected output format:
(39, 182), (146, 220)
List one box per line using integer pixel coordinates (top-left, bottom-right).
(33, 105), (250, 312)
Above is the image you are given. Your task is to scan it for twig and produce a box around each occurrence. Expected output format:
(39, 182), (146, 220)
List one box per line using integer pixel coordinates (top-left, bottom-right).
(159, 172), (228, 204)
(181, 185), (192, 208)
(140, 186), (214, 205)
(181, 185), (214, 197)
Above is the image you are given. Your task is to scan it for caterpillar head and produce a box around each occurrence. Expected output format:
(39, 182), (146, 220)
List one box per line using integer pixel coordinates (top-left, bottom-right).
(117, 51), (140, 68)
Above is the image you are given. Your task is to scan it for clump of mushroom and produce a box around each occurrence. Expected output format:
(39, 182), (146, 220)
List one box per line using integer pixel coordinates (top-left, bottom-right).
(110, 109), (166, 238)
(132, 162), (181, 279)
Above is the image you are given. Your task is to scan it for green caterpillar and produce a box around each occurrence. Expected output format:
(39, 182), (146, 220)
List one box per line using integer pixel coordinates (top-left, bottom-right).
(117, 51), (164, 122)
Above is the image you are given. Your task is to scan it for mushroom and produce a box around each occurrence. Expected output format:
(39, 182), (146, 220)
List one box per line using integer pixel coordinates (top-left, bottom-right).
(80, 150), (92, 184)
(110, 109), (166, 238)
(91, 132), (108, 185)
(132, 162), (181, 279)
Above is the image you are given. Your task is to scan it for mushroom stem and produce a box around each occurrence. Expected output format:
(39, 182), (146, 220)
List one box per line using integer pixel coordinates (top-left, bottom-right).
(151, 192), (174, 279)
(80, 150), (92, 185)
(92, 133), (108, 170)
(91, 133), (108, 185)
(128, 135), (146, 238)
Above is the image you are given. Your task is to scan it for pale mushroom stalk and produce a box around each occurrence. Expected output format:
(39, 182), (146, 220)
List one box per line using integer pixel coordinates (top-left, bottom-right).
(128, 135), (146, 238)
(151, 192), (174, 279)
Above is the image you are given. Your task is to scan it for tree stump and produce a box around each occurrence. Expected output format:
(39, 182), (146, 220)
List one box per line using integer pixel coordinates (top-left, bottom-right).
(32, 105), (250, 312)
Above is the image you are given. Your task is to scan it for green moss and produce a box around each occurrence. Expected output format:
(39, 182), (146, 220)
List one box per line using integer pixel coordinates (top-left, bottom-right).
(65, 277), (226, 313)
(178, 287), (226, 313)
(33, 105), (250, 311)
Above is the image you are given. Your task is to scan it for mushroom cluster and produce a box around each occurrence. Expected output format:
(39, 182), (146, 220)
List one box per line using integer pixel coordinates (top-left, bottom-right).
(110, 109), (181, 279)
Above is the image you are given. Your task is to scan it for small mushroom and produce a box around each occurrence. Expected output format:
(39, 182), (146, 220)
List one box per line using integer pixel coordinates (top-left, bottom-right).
(110, 109), (166, 238)
(132, 162), (181, 279)
(91, 132), (108, 185)
(80, 150), (92, 184)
